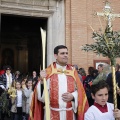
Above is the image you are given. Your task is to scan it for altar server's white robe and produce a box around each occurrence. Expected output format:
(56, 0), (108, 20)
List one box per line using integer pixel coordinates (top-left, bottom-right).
(84, 102), (114, 120)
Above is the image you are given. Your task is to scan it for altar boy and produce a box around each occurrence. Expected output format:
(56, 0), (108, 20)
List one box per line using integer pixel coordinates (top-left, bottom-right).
(85, 80), (120, 120)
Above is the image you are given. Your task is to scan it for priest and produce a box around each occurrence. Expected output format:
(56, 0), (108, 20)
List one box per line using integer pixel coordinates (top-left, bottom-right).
(30, 45), (89, 120)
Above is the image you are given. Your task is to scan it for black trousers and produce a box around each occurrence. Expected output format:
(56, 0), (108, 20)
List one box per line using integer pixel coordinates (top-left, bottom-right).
(14, 107), (22, 120)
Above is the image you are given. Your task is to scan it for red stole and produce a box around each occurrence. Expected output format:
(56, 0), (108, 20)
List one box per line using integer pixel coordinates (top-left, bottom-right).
(50, 74), (75, 120)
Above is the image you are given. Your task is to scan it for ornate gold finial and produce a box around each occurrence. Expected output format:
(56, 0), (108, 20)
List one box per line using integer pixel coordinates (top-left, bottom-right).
(96, 1), (120, 31)
(103, 1), (111, 13)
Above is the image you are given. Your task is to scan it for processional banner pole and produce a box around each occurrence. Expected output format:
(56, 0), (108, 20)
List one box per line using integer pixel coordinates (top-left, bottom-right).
(40, 28), (50, 120)
(111, 66), (117, 109)
(96, 1), (119, 111)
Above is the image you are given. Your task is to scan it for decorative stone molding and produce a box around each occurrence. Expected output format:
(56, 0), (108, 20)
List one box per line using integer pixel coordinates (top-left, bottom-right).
(0, 0), (58, 7)
(0, 0), (59, 17)
(0, 4), (54, 17)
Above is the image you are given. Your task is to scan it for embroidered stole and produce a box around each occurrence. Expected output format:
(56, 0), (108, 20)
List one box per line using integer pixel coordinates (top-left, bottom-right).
(50, 74), (74, 120)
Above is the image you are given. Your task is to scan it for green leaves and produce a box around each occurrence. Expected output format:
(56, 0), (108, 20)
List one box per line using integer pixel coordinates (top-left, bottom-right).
(82, 26), (120, 62)
(0, 91), (10, 116)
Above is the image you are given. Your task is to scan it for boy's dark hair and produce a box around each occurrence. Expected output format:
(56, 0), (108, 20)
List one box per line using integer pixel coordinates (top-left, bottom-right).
(5, 65), (12, 70)
(98, 64), (104, 68)
(91, 80), (109, 95)
(26, 77), (33, 83)
(54, 45), (68, 54)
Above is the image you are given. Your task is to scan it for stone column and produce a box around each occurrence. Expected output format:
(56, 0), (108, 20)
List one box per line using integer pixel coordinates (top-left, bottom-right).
(47, 0), (65, 66)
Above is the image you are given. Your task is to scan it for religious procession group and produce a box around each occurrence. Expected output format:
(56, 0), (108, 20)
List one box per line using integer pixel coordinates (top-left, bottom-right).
(0, 66), (38, 120)
(0, 45), (120, 120)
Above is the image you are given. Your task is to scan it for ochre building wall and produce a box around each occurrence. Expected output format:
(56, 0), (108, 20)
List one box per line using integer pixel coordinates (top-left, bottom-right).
(65, 0), (120, 71)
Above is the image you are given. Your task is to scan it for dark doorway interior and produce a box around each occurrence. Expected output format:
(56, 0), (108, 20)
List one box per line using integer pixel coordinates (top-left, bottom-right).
(0, 14), (47, 75)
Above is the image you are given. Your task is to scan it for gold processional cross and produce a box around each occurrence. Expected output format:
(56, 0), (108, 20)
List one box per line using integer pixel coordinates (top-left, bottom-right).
(96, 1), (120, 115)
(96, 1), (120, 30)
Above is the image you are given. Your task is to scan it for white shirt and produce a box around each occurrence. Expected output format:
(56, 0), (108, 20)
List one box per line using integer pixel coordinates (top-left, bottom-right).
(17, 90), (22, 107)
(6, 73), (12, 89)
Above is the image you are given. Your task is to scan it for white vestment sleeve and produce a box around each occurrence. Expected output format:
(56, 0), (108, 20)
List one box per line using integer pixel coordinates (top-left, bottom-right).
(37, 79), (50, 103)
(71, 90), (78, 113)
(37, 81), (45, 103)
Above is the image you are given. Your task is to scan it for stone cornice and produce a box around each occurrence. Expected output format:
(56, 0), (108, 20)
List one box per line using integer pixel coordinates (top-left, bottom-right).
(0, 0), (58, 17)
(0, 4), (55, 17)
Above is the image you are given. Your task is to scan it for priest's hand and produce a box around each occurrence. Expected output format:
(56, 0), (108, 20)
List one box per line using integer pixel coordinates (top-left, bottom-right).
(62, 92), (74, 102)
(40, 70), (47, 81)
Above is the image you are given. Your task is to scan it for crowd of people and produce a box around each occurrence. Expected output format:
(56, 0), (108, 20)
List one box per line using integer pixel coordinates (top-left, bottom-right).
(0, 67), (38, 120)
(0, 45), (120, 120)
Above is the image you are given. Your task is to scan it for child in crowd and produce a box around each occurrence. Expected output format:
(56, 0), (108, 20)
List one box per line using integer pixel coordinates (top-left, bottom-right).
(21, 77), (27, 89)
(84, 80), (120, 120)
(23, 78), (33, 120)
(10, 80), (26, 120)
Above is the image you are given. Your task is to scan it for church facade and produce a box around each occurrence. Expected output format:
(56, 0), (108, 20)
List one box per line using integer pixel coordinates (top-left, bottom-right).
(65, 0), (120, 71)
(0, 0), (120, 72)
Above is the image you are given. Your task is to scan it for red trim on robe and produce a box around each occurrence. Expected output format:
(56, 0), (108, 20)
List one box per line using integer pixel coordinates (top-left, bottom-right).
(73, 67), (89, 120)
(29, 81), (44, 120)
(50, 74), (60, 120)
(66, 75), (74, 120)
